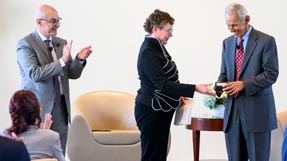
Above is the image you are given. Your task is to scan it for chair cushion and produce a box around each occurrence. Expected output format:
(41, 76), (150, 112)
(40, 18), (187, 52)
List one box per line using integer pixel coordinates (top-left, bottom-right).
(92, 130), (140, 145)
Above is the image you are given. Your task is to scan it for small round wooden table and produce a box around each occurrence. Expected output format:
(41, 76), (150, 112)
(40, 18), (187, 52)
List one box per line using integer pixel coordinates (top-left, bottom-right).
(185, 116), (224, 161)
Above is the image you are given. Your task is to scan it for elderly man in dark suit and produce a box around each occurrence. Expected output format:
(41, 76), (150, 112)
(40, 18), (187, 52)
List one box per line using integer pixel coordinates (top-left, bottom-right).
(0, 136), (30, 161)
(218, 3), (279, 161)
(16, 5), (93, 154)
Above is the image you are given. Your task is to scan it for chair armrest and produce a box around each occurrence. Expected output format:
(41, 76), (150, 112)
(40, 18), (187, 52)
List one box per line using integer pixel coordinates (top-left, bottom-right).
(67, 113), (92, 160)
(31, 159), (58, 161)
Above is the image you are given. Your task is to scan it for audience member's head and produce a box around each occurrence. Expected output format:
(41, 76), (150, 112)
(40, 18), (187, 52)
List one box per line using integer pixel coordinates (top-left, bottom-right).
(8, 90), (42, 134)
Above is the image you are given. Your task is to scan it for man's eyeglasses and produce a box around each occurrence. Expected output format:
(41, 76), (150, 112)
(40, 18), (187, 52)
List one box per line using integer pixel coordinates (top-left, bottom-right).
(39, 17), (62, 25)
(226, 24), (239, 28)
(166, 29), (173, 34)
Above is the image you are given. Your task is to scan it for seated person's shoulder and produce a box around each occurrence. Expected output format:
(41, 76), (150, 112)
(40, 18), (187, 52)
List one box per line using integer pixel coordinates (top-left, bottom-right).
(30, 128), (60, 140)
(0, 136), (30, 161)
(44, 129), (60, 139)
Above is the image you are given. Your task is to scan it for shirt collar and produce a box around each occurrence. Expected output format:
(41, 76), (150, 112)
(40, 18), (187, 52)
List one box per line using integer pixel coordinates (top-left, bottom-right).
(242, 26), (252, 40)
(36, 29), (52, 42)
(238, 26), (252, 50)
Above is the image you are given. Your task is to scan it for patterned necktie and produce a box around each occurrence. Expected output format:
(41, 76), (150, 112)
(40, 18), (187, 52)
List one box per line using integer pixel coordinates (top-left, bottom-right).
(44, 40), (53, 61)
(234, 38), (244, 98)
(44, 40), (61, 106)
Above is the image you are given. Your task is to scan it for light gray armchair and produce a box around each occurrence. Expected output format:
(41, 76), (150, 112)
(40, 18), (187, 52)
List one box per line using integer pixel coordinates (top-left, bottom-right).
(270, 110), (287, 161)
(67, 90), (141, 161)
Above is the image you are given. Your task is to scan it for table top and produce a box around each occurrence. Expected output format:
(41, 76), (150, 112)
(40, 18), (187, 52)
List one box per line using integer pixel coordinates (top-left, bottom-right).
(186, 115), (224, 131)
(192, 113), (223, 119)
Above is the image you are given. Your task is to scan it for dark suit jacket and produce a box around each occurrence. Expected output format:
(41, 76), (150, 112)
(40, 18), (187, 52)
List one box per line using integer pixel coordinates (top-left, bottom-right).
(16, 30), (86, 121)
(136, 36), (196, 111)
(0, 136), (30, 161)
(218, 27), (279, 132)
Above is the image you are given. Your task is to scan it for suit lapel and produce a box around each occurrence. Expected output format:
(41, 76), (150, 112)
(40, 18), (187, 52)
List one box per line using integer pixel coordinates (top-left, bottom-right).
(52, 38), (61, 59)
(227, 38), (237, 81)
(32, 31), (53, 62)
(239, 29), (257, 78)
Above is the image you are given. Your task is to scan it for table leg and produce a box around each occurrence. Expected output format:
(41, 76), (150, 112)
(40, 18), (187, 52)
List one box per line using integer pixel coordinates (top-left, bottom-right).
(193, 130), (200, 161)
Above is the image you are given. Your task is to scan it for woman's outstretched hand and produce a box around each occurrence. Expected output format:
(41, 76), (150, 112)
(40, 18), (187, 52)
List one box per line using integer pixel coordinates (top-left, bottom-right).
(195, 83), (216, 96)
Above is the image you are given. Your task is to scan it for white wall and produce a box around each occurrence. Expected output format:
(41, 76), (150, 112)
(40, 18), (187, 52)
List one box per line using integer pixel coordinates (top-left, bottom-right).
(1, 0), (286, 160)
